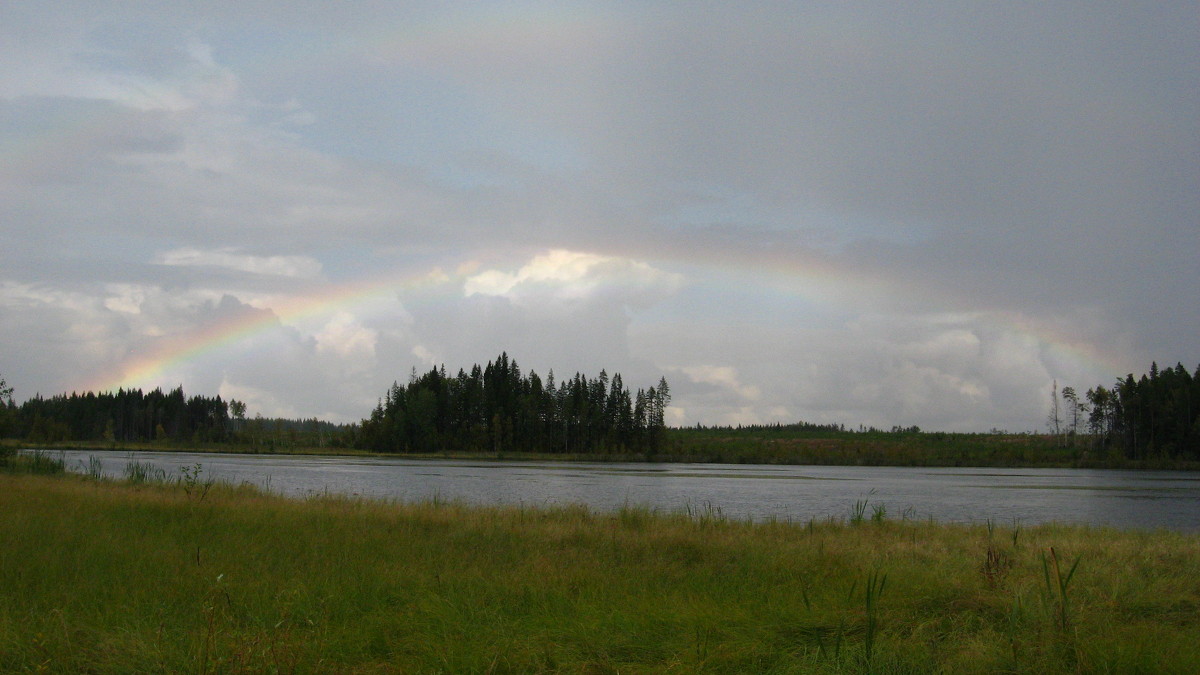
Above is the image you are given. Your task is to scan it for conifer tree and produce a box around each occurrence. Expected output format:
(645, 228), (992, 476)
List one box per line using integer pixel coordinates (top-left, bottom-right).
(357, 354), (668, 455)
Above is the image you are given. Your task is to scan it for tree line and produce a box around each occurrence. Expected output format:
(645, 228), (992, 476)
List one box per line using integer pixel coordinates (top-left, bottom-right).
(0, 354), (670, 455)
(5, 359), (1194, 462)
(1054, 362), (1200, 460)
(0, 383), (355, 449)
(6, 387), (231, 444)
(359, 352), (671, 455)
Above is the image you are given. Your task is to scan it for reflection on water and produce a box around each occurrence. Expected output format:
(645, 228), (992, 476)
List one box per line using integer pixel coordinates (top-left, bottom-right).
(45, 449), (1200, 531)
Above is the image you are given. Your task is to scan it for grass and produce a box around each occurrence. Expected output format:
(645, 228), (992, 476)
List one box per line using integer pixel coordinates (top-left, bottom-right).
(0, 447), (65, 475)
(2, 472), (1200, 673)
(123, 457), (169, 484)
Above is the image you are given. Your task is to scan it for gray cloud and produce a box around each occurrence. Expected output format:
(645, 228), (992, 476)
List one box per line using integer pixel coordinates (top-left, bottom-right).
(1, 3), (1194, 429)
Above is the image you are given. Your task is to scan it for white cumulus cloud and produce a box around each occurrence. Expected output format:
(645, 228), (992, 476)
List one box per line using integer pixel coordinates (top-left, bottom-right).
(463, 249), (682, 308)
(676, 365), (762, 402)
(314, 311), (377, 360)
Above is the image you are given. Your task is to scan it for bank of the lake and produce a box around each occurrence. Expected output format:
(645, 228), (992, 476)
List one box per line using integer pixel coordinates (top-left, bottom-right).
(3, 470), (1198, 673)
(665, 427), (1200, 470)
(9, 428), (1199, 470)
(43, 448), (1200, 530)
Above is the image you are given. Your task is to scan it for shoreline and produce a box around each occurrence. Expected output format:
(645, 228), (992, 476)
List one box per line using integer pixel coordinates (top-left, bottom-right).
(9, 437), (1200, 471)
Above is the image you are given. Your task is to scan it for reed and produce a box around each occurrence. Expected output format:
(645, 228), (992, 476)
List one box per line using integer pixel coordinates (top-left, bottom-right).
(1042, 546), (1082, 632)
(871, 502), (887, 524)
(2, 449), (65, 474)
(123, 457), (167, 484)
(850, 498), (869, 525)
(862, 569), (887, 668)
(80, 453), (105, 480)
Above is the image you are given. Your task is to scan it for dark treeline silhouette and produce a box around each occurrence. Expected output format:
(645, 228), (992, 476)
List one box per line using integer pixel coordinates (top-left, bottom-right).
(687, 421), (846, 433)
(11, 387), (231, 444)
(1082, 362), (1200, 460)
(1, 386), (356, 449)
(685, 422), (926, 435)
(358, 352), (670, 454)
(4, 360), (1194, 464)
(232, 415), (355, 450)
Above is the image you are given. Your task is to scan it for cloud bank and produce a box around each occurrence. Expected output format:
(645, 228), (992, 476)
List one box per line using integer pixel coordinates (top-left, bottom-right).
(1, 3), (1195, 429)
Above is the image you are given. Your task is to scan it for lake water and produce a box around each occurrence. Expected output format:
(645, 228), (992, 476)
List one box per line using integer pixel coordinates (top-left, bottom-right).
(49, 449), (1200, 531)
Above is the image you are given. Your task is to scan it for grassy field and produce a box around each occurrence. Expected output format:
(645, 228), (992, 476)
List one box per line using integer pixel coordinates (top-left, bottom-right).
(3, 457), (1199, 674)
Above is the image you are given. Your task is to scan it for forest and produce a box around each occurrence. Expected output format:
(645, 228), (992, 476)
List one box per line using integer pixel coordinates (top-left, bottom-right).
(1073, 361), (1200, 460)
(0, 384), (352, 450)
(358, 352), (671, 454)
(6, 386), (232, 444)
(1, 360), (1196, 462)
(0, 353), (670, 455)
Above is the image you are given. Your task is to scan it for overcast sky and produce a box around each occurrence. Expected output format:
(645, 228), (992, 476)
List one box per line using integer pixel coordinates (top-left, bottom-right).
(2, 2), (1196, 431)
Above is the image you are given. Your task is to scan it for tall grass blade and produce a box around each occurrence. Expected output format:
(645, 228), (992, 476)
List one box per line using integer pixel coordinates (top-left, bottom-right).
(863, 569), (887, 666)
(1042, 546), (1082, 631)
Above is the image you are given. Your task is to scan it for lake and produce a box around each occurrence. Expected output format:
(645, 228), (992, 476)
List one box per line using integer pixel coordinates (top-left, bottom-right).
(49, 449), (1200, 531)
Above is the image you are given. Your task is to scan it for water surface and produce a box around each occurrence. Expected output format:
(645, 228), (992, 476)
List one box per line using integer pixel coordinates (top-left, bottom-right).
(50, 449), (1200, 531)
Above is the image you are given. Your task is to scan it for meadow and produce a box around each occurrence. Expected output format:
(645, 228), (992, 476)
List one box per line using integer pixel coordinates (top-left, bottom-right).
(2, 453), (1199, 673)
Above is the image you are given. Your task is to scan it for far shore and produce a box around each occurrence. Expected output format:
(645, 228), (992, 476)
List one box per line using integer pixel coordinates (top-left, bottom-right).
(8, 433), (1200, 471)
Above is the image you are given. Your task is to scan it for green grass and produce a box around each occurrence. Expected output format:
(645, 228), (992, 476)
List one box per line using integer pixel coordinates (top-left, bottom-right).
(0, 447), (65, 475)
(2, 472), (1199, 673)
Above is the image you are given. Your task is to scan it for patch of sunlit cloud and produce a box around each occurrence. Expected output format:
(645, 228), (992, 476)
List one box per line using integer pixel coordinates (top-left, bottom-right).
(463, 249), (683, 308)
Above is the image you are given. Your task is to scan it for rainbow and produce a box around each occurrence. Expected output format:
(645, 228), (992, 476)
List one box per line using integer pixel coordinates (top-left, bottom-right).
(85, 266), (459, 393)
(628, 241), (1133, 379)
(87, 242), (1132, 393)
(81, 243), (1132, 399)
(12, 6), (1132, 395)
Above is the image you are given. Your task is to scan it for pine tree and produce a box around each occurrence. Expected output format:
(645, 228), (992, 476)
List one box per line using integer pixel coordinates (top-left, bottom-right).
(1061, 386), (1087, 444)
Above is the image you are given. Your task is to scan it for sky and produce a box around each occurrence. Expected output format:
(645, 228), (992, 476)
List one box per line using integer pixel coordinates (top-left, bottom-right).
(1, 2), (1196, 431)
